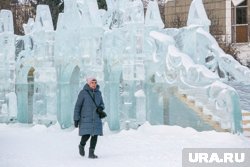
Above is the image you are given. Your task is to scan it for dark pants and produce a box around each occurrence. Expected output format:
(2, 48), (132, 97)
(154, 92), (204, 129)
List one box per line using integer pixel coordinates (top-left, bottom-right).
(80, 135), (98, 149)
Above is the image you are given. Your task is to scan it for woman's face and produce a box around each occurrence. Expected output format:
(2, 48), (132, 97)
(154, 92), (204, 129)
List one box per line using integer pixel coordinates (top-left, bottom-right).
(89, 80), (97, 90)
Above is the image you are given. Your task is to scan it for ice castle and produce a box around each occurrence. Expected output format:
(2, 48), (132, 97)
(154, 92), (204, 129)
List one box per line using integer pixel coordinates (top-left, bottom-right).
(0, 0), (250, 134)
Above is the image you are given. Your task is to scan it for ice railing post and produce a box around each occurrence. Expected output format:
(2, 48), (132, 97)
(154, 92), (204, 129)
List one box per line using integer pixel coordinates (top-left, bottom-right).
(208, 81), (242, 133)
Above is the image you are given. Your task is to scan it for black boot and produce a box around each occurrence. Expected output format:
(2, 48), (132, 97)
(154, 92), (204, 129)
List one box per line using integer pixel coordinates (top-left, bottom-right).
(88, 148), (98, 159)
(79, 144), (85, 156)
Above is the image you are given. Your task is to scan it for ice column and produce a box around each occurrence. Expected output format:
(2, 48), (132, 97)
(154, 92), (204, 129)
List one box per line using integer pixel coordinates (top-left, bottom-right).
(135, 89), (146, 125)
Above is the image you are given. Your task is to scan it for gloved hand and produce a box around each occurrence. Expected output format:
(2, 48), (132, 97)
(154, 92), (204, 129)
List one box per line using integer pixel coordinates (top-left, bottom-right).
(96, 106), (107, 119)
(99, 110), (107, 119)
(74, 120), (79, 128)
(96, 106), (104, 114)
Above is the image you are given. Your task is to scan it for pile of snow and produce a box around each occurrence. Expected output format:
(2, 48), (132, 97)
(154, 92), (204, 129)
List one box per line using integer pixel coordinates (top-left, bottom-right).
(236, 44), (250, 67)
(0, 122), (250, 167)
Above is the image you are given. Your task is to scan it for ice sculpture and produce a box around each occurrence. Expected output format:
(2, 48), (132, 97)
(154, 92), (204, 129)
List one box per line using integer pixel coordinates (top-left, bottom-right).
(15, 5), (57, 125)
(187, 0), (211, 32)
(0, 10), (16, 123)
(0, 0), (249, 133)
(145, 0), (164, 29)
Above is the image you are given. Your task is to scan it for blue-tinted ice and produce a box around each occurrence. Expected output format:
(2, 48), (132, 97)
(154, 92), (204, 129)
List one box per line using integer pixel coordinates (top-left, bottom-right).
(0, 0), (249, 133)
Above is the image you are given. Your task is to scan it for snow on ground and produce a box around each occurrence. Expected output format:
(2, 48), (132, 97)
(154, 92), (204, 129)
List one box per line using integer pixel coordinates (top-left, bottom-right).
(236, 44), (250, 67)
(0, 122), (250, 167)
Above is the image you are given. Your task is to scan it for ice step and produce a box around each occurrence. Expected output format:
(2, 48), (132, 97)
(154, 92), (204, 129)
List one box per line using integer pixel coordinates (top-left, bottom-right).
(242, 112), (250, 117)
(241, 110), (250, 137)
(242, 120), (250, 125)
(243, 128), (250, 131)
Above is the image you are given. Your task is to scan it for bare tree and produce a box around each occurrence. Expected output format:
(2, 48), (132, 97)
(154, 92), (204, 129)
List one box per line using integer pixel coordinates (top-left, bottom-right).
(167, 14), (186, 28)
(207, 9), (240, 60)
(8, 0), (63, 35)
(11, 1), (35, 35)
(141, 0), (167, 7)
(0, 0), (11, 10)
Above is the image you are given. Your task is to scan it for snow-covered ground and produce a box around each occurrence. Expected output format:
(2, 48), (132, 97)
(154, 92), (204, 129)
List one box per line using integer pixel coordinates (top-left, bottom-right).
(236, 44), (250, 67)
(0, 122), (250, 167)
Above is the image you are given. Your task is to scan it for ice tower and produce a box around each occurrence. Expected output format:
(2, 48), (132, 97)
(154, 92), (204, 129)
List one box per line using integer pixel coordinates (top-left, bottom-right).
(0, 10), (16, 123)
(15, 5), (57, 125)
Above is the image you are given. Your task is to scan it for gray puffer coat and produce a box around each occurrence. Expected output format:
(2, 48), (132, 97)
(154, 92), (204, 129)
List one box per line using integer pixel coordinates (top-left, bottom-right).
(74, 84), (104, 136)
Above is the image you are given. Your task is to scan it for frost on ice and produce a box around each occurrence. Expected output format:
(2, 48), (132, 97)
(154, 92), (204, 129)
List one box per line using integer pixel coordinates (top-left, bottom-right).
(0, 0), (250, 133)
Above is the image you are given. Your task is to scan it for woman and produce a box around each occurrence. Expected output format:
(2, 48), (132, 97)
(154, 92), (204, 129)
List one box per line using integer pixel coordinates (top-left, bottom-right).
(74, 77), (105, 158)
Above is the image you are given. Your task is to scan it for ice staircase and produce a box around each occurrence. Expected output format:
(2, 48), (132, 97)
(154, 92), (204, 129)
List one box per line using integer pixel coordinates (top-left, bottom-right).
(242, 110), (250, 137)
(176, 89), (250, 137)
(175, 90), (230, 132)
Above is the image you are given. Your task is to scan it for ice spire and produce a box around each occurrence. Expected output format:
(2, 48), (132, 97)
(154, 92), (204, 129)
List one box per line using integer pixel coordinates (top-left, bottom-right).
(33, 5), (54, 32)
(0, 10), (14, 33)
(145, 0), (164, 28)
(187, 0), (211, 31)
